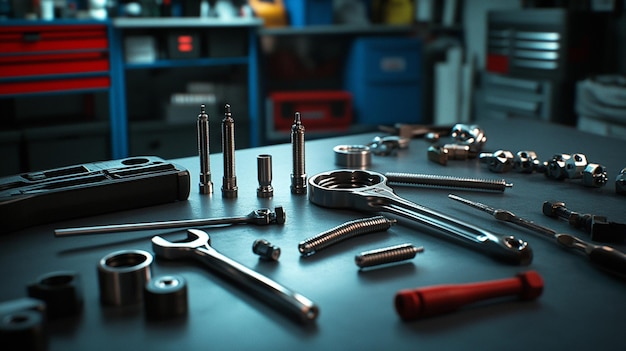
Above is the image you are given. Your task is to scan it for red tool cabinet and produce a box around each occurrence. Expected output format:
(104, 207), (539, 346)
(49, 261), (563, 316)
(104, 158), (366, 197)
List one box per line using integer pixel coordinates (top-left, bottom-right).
(0, 23), (110, 95)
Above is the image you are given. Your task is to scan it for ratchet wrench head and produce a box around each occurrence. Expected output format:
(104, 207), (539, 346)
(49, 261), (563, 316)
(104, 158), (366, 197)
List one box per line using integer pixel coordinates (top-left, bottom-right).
(152, 229), (210, 260)
(308, 169), (391, 210)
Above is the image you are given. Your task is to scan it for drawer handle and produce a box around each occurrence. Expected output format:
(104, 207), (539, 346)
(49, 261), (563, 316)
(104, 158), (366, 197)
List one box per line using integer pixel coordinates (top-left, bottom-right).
(23, 32), (41, 42)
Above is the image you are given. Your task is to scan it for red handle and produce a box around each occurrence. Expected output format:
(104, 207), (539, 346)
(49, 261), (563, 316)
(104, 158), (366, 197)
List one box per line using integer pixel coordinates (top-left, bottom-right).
(394, 271), (543, 321)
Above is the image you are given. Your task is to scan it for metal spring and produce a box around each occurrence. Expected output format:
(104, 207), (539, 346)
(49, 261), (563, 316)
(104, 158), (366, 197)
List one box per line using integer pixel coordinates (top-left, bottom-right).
(385, 172), (513, 192)
(355, 243), (423, 268)
(298, 216), (396, 256)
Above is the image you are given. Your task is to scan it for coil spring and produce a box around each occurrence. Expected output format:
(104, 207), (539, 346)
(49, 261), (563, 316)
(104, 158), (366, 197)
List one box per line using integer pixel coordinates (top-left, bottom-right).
(298, 216), (396, 256)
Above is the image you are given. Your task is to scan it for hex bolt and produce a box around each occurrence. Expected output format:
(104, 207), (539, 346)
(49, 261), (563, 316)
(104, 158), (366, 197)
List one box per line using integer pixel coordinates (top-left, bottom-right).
(394, 271), (544, 321)
(355, 243), (423, 269)
(257, 154), (274, 198)
(513, 150), (539, 173)
(221, 104), (238, 198)
(542, 200), (625, 243)
(545, 154), (571, 180)
(451, 124), (487, 155)
(252, 239), (281, 261)
(582, 163), (608, 188)
(564, 153), (588, 179)
(290, 112), (307, 195)
(479, 150), (515, 173)
(616, 168), (626, 195)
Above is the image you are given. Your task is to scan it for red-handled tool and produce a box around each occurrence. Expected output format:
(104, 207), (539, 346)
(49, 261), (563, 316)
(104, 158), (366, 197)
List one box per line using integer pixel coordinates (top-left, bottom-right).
(394, 271), (543, 321)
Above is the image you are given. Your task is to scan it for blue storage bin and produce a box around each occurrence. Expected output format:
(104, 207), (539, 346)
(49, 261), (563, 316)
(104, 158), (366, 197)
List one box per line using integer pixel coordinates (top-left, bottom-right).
(284, 0), (333, 26)
(344, 37), (423, 125)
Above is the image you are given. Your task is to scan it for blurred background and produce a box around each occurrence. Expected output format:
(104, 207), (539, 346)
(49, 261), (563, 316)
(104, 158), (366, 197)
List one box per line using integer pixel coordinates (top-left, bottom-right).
(1, 0), (624, 176)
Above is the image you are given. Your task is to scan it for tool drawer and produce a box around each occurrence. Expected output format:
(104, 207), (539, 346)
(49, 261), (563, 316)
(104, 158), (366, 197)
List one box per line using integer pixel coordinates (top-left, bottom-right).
(0, 23), (110, 95)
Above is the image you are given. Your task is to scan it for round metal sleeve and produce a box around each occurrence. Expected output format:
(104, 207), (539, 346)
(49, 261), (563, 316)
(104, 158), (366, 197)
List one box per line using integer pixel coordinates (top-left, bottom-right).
(27, 271), (83, 320)
(144, 275), (188, 320)
(334, 145), (371, 168)
(0, 309), (48, 351)
(97, 250), (153, 306)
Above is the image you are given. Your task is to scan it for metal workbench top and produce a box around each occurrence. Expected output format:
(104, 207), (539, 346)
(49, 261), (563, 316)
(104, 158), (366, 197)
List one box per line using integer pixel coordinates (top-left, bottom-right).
(1, 117), (625, 350)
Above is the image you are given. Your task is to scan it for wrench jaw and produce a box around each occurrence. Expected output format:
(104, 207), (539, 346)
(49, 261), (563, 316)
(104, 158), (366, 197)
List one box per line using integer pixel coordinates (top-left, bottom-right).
(151, 229), (210, 260)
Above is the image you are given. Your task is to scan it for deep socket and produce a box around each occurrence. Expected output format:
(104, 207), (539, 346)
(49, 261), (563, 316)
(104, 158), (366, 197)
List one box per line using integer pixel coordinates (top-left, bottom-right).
(257, 154), (274, 198)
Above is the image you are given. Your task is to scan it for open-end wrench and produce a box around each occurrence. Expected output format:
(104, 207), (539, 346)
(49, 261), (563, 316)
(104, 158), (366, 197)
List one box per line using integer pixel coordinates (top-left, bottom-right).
(55, 206), (286, 237)
(152, 229), (319, 324)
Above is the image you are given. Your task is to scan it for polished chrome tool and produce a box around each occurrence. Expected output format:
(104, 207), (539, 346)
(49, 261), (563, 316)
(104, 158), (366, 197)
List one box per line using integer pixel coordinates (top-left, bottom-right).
(290, 112), (307, 195)
(152, 229), (319, 324)
(55, 207), (286, 236)
(197, 104), (213, 194)
(449, 194), (626, 279)
(221, 103), (238, 198)
(333, 145), (371, 168)
(308, 170), (532, 265)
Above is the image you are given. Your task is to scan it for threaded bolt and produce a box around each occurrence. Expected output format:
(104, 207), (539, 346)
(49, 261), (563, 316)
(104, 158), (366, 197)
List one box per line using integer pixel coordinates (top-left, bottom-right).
(291, 112), (307, 195)
(253, 239), (281, 261)
(355, 243), (424, 269)
(385, 172), (512, 192)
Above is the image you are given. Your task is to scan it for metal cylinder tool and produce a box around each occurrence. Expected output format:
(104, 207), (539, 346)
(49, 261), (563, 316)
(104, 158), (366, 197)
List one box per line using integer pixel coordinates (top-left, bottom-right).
(308, 170), (532, 265)
(197, 104), (213, 194)
(394, 271), (543, 321)
(152, 229), (319, 324)
(257, 154), (274, 198)
(290, 112), (307, 195)
(333, 145), (371, 168)
(55, 207), (286, 236)
(97, 250), (153, 306)
(221, 104), (238, 198)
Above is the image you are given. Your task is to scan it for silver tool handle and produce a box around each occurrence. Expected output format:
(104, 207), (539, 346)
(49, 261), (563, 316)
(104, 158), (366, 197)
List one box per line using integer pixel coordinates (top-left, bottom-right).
(358, 187), (532, 265)
(193, 246), (319, 323)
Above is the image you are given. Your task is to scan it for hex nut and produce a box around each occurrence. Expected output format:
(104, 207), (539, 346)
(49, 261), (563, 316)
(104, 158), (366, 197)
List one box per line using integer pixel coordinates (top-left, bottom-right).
(616, 168), (626, 195)
(582, 163), (608, 188)
(565, 153), (588, 179)
(514, 150), (539, 173)
(484, 150), (514, 173)
(545, 154), (571, 180)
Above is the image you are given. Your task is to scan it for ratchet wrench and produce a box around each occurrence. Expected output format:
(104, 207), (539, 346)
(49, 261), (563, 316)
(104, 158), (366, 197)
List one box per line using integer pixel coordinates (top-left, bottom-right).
(151, 229), (319, 324)
(308, 170), (532, 265)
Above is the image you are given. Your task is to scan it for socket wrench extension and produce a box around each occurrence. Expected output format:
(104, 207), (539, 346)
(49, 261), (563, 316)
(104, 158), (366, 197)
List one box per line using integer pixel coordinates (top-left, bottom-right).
(55, 207), (286, 236)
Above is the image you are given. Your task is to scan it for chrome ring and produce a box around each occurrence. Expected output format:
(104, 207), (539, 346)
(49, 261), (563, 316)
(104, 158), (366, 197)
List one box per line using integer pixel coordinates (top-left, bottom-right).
(333, 145), (371, 168)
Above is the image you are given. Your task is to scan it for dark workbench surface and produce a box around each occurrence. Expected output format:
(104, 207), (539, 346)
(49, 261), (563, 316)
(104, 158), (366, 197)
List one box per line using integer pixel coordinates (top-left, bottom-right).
(1, 117), (625, 350)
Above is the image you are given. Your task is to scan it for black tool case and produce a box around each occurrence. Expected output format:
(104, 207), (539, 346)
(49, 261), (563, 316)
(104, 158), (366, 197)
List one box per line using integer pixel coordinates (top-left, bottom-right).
(0, 156), (191, 234)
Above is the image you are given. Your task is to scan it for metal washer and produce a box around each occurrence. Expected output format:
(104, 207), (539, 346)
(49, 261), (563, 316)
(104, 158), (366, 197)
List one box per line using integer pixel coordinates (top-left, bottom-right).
(334, 145), (371, 168)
